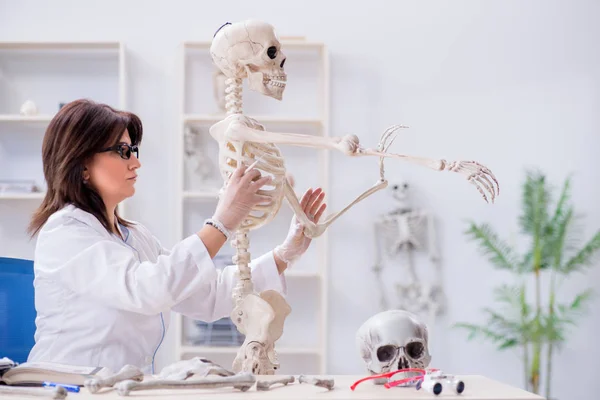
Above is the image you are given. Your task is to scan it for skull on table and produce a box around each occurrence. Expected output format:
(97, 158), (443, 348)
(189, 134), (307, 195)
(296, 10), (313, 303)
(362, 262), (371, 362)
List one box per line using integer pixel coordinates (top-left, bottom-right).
(356, 309), (431, 383)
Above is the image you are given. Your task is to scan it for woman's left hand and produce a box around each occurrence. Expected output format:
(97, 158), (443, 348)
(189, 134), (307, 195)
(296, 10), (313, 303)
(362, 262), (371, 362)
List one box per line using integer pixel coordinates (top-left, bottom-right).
(274, 187), (327, 268)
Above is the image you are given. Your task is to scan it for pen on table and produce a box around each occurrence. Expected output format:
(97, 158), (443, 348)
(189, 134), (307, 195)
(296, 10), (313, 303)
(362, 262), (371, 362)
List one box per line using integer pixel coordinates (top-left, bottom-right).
(42, 381), (80, 393)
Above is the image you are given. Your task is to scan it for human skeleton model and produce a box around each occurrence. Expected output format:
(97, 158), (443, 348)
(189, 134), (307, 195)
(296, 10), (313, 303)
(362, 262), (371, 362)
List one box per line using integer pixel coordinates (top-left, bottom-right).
(373, 181), (445, 325)
(208, 19), (499, 375)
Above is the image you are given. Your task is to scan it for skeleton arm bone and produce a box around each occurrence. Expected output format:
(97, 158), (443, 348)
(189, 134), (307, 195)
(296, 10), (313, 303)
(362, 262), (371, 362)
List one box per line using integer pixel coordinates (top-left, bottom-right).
(283, 178), (388, 239)
(228, 122), (360, 154)
(227, 123), (498, 203)
(355, 147), (499, 203)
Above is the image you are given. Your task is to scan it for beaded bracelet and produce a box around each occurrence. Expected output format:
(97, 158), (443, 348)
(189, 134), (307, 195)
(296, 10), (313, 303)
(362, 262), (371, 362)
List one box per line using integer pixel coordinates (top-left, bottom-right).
(204, 218), (233, 241)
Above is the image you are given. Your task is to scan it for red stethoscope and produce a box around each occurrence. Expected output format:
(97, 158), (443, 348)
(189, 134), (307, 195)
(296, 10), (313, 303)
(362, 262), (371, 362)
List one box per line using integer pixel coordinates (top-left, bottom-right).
(350, 368), (439, 391)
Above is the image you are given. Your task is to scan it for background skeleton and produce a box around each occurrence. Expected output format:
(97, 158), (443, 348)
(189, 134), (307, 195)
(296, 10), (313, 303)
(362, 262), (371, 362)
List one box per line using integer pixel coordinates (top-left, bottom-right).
(373, 180), (445, 328)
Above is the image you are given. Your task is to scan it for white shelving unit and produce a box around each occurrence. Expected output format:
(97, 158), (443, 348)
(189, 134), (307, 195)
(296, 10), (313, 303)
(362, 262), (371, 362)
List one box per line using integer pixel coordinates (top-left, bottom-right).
(173, 39), (330, 374)
(0, 41), (127, 259)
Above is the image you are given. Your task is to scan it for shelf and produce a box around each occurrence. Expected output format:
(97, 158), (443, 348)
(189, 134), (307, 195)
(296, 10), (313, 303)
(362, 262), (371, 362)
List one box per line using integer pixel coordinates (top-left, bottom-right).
(184, 40), (324, 50)
(0, 115), (54, 123)
(0, 192), (45, 200)
(0, 42), (121, 51)
(179, 345), (321, 355)
(184, 114), (323, 126)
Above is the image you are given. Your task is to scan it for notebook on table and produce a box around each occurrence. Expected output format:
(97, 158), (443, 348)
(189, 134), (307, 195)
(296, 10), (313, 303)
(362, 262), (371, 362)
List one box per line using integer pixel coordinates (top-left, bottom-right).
(0, 359), (113, 386)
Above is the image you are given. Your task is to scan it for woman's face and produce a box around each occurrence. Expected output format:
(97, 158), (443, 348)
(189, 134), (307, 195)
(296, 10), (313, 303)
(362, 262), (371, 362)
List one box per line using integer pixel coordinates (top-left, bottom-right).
(84, 129), (141, 207)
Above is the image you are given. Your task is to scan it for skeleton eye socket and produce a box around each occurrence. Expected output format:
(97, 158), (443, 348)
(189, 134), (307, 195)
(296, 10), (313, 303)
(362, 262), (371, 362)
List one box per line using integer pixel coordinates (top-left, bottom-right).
(392, 184), (399, 190)
(267, 46), (277, 59)
(376, 345), (397, 362)
(405, 341), (425, 359)
(403, 183), (409, 189)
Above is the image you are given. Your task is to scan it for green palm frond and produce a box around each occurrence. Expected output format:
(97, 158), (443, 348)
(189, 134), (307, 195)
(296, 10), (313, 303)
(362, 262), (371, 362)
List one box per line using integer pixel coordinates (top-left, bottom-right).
(543, 314), (567, 343)
(561, 231), (600, 274)
(465, 223), (520, 272)
(548, 208), (574, 268)
(548, 289), (595, 342)
(567, 289), (594, 314)
(482, 307), (522, 332)
(493, 284), (531, 317)
(453, 323), (521, 350)
(548, 176), (571, 227)
(519, 169), (551, 236)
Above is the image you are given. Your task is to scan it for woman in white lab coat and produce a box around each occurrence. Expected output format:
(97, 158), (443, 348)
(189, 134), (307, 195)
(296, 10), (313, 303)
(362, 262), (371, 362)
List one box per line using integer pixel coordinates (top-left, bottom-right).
(26, 99), (326, 374)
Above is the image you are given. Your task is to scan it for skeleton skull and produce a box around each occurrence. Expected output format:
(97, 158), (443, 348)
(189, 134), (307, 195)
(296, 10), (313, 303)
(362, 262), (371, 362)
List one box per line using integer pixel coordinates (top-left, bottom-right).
(356, 309), (431, 379)
(211, 20), (287, 100)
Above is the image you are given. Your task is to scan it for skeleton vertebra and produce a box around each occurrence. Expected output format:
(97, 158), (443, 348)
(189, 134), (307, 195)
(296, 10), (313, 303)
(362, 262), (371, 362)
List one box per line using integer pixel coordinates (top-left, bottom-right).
(209, 19), (498, 375)
(356, 309), (431, 385)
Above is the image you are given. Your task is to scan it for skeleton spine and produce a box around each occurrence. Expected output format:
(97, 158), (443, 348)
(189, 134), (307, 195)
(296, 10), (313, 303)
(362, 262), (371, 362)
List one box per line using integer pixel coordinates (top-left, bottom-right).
(225, 78), (243, 115)
(225, 77), (253, 304)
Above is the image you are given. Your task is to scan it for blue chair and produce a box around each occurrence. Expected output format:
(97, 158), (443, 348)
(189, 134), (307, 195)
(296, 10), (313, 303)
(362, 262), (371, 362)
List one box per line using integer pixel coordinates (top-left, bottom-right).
(0, 257), (36, 364)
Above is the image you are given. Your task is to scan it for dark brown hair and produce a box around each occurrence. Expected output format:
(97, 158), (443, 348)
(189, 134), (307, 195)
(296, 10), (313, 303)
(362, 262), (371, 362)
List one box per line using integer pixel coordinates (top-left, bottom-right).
(28, 99), (143, 237)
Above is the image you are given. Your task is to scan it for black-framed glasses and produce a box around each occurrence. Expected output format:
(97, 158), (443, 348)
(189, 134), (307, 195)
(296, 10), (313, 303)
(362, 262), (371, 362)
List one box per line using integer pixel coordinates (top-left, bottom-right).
(100, 143), (139, 160)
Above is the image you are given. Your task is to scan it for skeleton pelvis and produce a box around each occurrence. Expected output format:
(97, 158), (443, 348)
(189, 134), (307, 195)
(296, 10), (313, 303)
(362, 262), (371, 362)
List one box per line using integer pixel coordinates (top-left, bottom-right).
(230, 291), (291, 341)
(230, 291), (291, 375)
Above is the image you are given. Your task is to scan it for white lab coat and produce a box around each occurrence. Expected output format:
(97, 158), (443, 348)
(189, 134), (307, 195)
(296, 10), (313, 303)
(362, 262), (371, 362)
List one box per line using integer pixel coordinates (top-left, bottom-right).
(27, 204), (287, 374)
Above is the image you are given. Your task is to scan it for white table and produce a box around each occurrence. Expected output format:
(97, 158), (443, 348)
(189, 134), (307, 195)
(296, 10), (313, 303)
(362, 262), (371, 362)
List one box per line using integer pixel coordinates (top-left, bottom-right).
(66, 375), (545, 400)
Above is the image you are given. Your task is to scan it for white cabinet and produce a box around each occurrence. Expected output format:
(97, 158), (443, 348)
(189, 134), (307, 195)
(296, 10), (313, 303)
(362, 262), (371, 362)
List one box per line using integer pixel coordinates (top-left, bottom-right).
(0, 42), (127, 259)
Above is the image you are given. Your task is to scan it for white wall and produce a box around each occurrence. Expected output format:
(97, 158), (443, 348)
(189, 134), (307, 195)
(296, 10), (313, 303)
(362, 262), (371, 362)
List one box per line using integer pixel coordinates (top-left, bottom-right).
(1, 0), (599, 398)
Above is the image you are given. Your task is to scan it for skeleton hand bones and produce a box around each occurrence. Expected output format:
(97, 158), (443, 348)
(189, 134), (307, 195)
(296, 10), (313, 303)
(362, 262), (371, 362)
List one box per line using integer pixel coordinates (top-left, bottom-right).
(228, 121), (499, 204)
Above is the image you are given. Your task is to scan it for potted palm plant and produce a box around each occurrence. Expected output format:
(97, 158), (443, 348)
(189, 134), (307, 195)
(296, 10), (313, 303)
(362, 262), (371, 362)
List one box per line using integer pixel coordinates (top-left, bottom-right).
(454, 169), (600, 399)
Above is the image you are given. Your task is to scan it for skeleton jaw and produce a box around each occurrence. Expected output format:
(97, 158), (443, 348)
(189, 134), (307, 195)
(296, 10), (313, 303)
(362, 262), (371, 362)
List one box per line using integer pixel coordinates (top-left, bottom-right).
(246, 67), (287, 100)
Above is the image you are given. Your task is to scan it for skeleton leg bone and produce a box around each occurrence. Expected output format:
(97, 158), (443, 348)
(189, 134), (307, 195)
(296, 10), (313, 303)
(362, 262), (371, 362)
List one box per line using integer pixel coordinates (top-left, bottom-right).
(0, 385), (67, 399)
(256, 375), (295, 391)
(115, 373), (256, 396)
(298, 375), (335, 390)
(84, 364), (143, 393)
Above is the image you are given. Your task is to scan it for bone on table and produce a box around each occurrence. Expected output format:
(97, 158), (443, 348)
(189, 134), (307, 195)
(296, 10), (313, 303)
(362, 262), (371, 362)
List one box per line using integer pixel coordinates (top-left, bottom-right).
(298, 375), (335, 390)
(256, 375), (295, 391)
(0, 385), (68, 399)
(115, 372), (256, 396)
(84, 364), (143, 393)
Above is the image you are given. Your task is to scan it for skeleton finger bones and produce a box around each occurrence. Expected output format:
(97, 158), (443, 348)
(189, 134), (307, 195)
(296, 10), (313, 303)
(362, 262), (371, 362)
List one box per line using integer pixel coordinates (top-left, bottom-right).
(115, 372), (256, 396)
(355, 130), (500, 203)
(0, 385), (68, 399)
(298, 375), (335, 390)
(84, 364), (143, 393)
(256, 375), (295, 391)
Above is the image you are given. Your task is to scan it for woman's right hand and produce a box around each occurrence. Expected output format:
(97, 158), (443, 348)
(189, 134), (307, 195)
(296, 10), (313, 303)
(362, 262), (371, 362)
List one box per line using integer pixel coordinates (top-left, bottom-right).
(211, 163), (272, 233)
